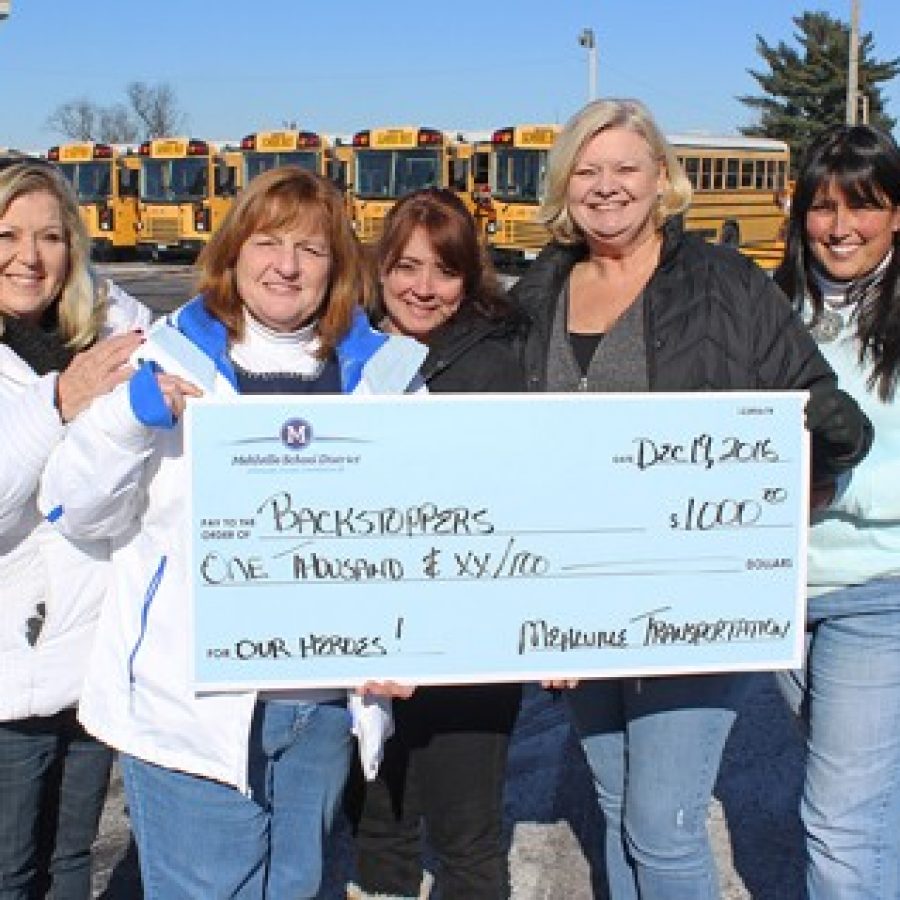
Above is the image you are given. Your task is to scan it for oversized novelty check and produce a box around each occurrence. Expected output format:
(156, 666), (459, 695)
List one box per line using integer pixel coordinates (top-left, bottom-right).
(186, 393), (809, 690)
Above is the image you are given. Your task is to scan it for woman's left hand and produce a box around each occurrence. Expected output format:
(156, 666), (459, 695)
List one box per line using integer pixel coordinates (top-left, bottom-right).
(56, 331), (145, 423)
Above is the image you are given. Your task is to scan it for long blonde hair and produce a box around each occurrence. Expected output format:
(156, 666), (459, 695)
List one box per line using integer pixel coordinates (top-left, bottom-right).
(539, 98), (692, 244)
(0, 161), (105, 347)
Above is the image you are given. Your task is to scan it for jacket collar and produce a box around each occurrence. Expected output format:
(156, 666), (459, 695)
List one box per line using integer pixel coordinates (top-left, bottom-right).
(512, 216), (685, 321)
(173, 297), (387, 393)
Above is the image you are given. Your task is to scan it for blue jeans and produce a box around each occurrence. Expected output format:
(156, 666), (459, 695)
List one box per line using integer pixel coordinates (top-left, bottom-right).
(121, 699), (352, 899)
(778, 580), (900, 900)
(565, 673), (750, 900)
(0, 709), (113, 900)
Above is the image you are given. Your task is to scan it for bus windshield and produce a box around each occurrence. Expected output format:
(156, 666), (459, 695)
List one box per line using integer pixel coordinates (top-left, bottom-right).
(57, 162), (112, 202)
(493, 149), (547, 203)
(355, 149), (440, 199)
(244, 151), (318, 182)
(141, 158), (208, 202)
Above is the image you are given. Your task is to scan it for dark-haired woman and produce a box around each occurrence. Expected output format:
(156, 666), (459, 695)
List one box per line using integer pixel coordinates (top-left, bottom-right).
(775, 123), (900, 900)
(345, 188), (523, 900)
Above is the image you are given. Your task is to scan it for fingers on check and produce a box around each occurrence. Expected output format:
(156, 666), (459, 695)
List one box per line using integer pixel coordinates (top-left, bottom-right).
(357, 680), (415, 699)
(157, 373), (204, 398)
(92, 331), (145, 368)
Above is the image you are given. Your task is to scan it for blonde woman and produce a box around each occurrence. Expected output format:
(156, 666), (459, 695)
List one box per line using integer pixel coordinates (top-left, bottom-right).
(0, 159), (148, 898)
(509, 99), (871, 900)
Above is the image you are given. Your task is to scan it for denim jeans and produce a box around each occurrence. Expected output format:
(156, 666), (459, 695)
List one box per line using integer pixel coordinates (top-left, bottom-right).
(565, 673), (750, 900)
(0, 709), (113, 900)
(345, 683), (521, 900)
(778, 579), (900, 900)
(121, 699), (352, 899)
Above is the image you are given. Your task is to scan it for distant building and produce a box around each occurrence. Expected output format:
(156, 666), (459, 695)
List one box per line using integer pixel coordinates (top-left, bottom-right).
(0, 0), (10, 19)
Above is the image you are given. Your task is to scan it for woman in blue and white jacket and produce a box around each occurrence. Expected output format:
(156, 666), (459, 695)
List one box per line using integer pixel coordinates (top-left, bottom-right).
(1, 159), (148, 898)
(775, 125), (900, 900)
(39, 167), (424, 900)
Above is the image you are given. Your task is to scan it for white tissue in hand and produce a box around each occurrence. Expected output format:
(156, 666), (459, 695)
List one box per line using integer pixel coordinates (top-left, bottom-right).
(348, 694), (394, 780)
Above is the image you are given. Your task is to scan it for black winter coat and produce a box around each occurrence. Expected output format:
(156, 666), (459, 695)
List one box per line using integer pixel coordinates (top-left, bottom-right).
(508, 219), (871, 478)
(419, 307), (526, 394)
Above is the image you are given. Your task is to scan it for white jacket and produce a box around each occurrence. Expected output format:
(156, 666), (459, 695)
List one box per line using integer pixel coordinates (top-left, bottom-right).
(0, 283), (150, 722)
(39, 299), (424, 792)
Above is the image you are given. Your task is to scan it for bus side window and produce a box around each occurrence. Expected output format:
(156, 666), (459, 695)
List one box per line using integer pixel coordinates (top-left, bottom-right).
(328, 160), (346, 191)
(119, 166), (139, 197)
(215, 162), (236, 197)
(450, 158), (468, 192)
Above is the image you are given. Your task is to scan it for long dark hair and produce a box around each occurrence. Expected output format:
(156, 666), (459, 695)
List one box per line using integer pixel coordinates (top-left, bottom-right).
(774, 124), (900, 401)
(372, 187), (509, 324)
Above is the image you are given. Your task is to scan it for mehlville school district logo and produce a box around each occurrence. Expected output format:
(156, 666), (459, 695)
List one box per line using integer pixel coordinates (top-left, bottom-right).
(280, 418), (313, 449)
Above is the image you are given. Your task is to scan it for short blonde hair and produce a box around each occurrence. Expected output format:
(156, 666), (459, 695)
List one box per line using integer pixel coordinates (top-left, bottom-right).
(540, 98), (692, 244)
(0, 161), (105, 347)
(197, 166), (368, 359)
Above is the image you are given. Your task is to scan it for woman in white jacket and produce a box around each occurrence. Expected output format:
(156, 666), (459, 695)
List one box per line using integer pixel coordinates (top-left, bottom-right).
(39, 167), (422, 900)
(0, 159), (148, 898)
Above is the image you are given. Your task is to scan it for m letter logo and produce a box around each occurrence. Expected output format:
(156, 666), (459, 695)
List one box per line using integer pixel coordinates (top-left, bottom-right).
(280, 418), (312, 449)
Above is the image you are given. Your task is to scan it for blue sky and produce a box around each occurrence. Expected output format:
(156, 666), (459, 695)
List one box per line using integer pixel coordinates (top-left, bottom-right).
(1, 0), (898, 152)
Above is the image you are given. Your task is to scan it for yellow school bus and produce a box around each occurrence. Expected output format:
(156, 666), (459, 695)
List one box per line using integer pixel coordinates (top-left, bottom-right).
(673, 134), (790, 270)
(481, 128), (788, 271)
(47, 142), (140, 260)
(239, 129), (328, 181)
(136, 137), (238, 259)
(238, 128), (352, 194)
(349, 126), (477, 243)
(483, 125), (560, 267)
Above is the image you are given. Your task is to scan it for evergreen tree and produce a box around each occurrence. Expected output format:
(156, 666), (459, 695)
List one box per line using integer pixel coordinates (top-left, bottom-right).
(739, 11), (898, 168)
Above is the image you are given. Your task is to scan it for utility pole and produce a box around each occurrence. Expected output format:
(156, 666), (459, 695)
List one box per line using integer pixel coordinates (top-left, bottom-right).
(578, 28), (597, 102)
(846, 0), (860, 124)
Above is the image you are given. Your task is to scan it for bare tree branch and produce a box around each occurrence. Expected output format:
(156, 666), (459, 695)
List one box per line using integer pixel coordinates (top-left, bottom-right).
(126, 81), (187, 138)
(45, 98), (99, 141)
(98, 104), (140, 144)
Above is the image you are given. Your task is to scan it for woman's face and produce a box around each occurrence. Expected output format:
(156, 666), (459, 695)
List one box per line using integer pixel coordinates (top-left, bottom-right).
(805, 179), (900, 281)
(380, 225), (464, 340)
(235, 219), (332, 332)
(566, 127), (665, 253)
(0, 190), (69, 323)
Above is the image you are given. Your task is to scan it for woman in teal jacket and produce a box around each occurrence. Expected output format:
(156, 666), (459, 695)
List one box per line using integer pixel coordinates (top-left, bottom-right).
(775, 124), (900, 900)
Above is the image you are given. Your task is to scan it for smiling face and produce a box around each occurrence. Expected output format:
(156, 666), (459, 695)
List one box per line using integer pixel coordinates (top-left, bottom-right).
(235, 217), (332, 332)
(380, 225), (464, 340)
(0, 190), (69, 323)
(566, 126), (666, 253)
(805, 179), (900, 281)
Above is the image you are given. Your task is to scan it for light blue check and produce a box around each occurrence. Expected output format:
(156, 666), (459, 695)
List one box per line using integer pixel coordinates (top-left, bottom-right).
(185, 392), (809, 690)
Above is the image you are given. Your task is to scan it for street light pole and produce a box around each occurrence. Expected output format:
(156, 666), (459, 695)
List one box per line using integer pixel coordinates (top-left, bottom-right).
(846, 0), (860, 125)
(578, 28), (597, 102)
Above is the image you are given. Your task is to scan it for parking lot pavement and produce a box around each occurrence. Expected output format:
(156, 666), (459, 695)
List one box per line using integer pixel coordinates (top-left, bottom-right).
(92, 676), (804, 899)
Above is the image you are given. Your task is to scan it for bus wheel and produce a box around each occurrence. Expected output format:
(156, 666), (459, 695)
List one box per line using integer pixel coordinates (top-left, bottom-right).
(720, 221), (740, 247)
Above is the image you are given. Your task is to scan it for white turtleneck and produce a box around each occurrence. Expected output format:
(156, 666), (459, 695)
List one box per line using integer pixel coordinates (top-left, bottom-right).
(228, 311), (324, 376)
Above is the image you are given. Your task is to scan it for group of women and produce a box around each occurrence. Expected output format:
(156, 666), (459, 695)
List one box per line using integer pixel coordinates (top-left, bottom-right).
(0, 96), (896, 900)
